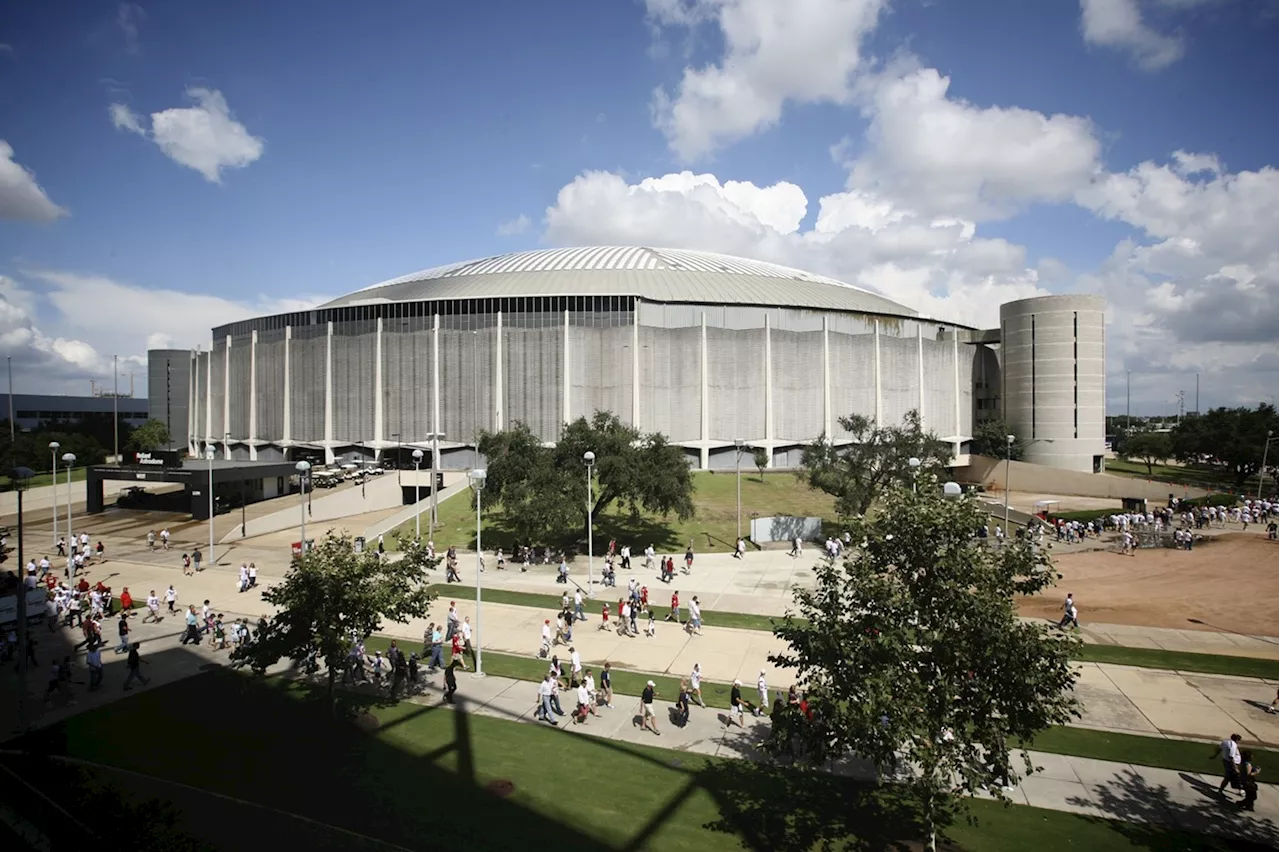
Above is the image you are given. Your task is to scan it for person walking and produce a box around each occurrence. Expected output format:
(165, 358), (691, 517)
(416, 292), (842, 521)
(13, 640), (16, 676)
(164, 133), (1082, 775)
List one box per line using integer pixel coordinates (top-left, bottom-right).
(461, 617), (475, 666)
(756, 670), (769, 717)
(122, 643), (151, 690)
(428, 624), (445, 672)
(687, 596), (702, 635)
(574, 588), (585, 623)
(1237, 750), (1260, 811)
(690, 663), (706, 708)
(86, 643), (104, 691)
(443, 659), (460, 704)
(179, 605), (201, 646)
(536, 673), (558, 725)
(638, 680), (660, 736)
(1214, 733), (1243, 796)
(667, 591), (681, 623)
(192, 548), (203, 572)
(728, 679), (746, 728)
(115, 612), (132, 654)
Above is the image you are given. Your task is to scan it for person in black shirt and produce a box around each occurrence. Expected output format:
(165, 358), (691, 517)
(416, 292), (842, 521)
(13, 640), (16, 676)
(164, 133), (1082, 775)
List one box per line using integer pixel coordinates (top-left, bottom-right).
(123, 643), (150, 690)
(639, 680), (659, 735)
(444, 659), (460, 704)
(729, 679), (746, 728)
(674, 680), (690, 727)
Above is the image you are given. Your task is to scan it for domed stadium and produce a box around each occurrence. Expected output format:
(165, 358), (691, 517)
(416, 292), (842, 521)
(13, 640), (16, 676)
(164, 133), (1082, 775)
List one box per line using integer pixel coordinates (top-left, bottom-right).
(176, 246), (1105, 472)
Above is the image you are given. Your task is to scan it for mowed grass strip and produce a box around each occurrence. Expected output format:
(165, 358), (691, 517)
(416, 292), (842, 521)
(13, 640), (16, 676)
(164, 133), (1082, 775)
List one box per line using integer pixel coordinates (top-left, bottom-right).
(424, 583), (785, 632)
(17, 668), (1270, 852)
(363, 637), (1280, 786)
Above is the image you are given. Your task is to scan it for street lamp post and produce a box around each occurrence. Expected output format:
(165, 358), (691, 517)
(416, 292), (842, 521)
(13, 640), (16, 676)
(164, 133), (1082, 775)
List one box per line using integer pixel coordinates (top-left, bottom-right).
(734, 439), (743, 541)
(12, 466), (34, 734)
(908, 456), (921, 492)
(468, 468), (487, 677)
(48, 441), (59, 548)
(295, 461), (311, 558)
(583, 451), (595, 596)
(1260, 431), (1276, 501)
(1004, 435), (1015, 533)
(62, 452), (75, 576)
(412, 449), (424, 542)
(206, 446), (217, 567)
(431, 433), (441, 532)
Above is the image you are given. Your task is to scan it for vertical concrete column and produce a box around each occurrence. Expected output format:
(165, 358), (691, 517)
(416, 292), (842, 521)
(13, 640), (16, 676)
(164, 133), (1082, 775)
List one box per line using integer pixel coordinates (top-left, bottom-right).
(822, 317), (832, 440)
(432, 313), (441, 452)
(631, 318), (640, 428)
(953, 333), (962, 454)
(873, 320), (883, 428)
(249, 330), (258, 460)
(562, 309), (571, 429)
(700, 312), (709, 470)
(763, 313), (774, 467)
(373, 316), (384, 453)
(223, 334), (232, 458)
(324, 321), (334, 465)
(188, 348), (198, 455)
(917, 324), (925, 426)
(282, 326), (292, 451)
(494, 311), (504, 430)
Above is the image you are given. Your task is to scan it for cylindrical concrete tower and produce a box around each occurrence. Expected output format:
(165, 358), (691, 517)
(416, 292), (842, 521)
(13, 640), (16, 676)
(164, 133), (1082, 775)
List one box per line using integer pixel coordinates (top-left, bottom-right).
(1000, 295), (1106, 473)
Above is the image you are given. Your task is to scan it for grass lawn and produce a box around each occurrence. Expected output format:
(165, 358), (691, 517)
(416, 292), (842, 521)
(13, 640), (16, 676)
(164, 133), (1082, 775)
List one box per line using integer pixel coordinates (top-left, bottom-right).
(389, 470), (838, 554)
(1, 466), (89, 490)
(10, 669), (1271, 852)
(1105, 458), (1264, 493)
(1077, 645), (1279, 680)
(423, 583), (784, 632)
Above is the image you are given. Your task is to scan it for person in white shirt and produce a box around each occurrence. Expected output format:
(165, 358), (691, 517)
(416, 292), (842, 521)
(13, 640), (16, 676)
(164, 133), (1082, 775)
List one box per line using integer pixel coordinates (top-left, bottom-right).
(86, 645), (104, 691)
(160, 529), (170, 549)
(38, 556), (51, 575)
(461, 617), (474, 664)
(238, 565), (249, 593)
(620, 601), (632, 637)
(686, 597), (702, 634)
(446, 602), (460, 640)
(536, 674), (558, 725)
(539, 619), (552, 657)
(644, 545), (655, 571)
(689, 664), (705, 707)
(144, 591), (160, 623)
(1217, 734), (1243, 795)
(756, 671), (769, 717)
(573, 589), (584, 623)
(583, 669), (597, 706)
(574, 681), (596, 723)
(570, 646), (582, 677)
(248, 563), (258, 588)
(734, 537), (746, 559)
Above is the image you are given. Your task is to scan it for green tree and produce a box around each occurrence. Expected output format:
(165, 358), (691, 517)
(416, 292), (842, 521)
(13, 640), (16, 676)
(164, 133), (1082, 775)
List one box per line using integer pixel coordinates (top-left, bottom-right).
(798, 410), (953, 518)
(765, 476), (1079, 851)
(128, 419), (171, 451)
(231, 532), (438, 717)
(1170, 405), (1278, 485)
(970, 418), (1023, 460)
(1119, 431), (1172, 476)
(478, 412), (696, 545)
(752, 447), (769, 481)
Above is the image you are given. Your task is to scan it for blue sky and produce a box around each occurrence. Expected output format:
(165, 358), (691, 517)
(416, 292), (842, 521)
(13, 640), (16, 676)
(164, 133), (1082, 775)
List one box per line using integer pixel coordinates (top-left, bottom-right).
(0, 0), (1275, 412)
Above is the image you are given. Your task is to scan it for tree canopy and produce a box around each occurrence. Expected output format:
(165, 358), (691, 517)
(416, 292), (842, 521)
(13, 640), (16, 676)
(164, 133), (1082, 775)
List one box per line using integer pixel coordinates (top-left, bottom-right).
(798, 410), (953, 519)
(477, 411), (695, 546)
(765, 476), (1079, 850)
(231, 532), (439, 715)
(1169, 405), (1278, 485)
(1118, 431), (1171, 476)
(969, 418), (1023, 461)
(127, 419), (171, 452)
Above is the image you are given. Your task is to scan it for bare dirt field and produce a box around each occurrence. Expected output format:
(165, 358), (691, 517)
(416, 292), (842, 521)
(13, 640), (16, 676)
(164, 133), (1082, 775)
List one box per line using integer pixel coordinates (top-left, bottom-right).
(1017, 533), (1279, 636)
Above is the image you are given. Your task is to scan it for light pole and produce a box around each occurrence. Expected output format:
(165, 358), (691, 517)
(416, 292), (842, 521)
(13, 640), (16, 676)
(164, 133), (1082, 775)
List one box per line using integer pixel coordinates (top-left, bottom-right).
(469, 468), (487, 677)
(48, 441), (59, 547)
(206, 445), (216, 567)
(734, 439), (743, 541)
(908, 456), (921, 492)
(1004, 435), (1015, 532)
(412, 449), (424, 541)
(12, 466), (33, 734)
(62, 452), (75, 576)
(1260, 431), (1276, 501)
(583, 451), (595, 596)
(295, 460), (311, 558)
(431, 432), (442, 532)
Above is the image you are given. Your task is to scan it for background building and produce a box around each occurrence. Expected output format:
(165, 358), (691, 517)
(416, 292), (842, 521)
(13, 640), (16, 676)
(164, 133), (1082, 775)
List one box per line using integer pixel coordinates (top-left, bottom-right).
(1, 393), (149, 432)
(147, 349), (193, 450)
(172, 246), (1105, 472)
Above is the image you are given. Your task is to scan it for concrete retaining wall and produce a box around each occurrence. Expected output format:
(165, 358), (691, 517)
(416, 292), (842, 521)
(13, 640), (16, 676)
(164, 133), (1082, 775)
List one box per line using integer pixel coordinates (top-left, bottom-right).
(956, 456), (1208, 502)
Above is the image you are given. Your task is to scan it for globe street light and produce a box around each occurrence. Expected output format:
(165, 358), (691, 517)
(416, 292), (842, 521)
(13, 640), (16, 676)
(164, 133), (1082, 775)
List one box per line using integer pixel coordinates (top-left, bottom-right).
(48, 441), (60, 548)
(908, 456), (921, 493)
(1003, 435), (1016, 534)
(61, 452), (76, 576)
(583, 451), (595, 596)
(942, 481), (963, 499)
(412, 449), (425, 542)
(295, 460), (311, 559)
(468, 468), (487, 677)
(12, 466), (34, 734)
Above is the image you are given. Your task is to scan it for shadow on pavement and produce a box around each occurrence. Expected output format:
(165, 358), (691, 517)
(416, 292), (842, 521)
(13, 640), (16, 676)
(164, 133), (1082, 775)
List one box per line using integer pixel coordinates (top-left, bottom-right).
(1067, 766), (1277, 850)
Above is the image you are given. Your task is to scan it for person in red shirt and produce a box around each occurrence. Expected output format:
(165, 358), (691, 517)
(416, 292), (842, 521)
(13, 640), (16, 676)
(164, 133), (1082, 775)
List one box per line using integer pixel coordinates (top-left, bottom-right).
(639, 586), (648, 609)
(119, 587), (133, 612)
(450, 630), (465, 667)
(598, 604), (610, 631)
(76, 578), (90, 593)
(667, 591), (680, 622)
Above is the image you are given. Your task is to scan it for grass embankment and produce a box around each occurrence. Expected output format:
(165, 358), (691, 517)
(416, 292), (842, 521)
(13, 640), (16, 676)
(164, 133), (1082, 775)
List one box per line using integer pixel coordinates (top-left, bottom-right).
(390, 470), (838, 554)
(11, 670), (1271, 852)
(1105, 458), (1267, 494)
(0, 466), (89, 491)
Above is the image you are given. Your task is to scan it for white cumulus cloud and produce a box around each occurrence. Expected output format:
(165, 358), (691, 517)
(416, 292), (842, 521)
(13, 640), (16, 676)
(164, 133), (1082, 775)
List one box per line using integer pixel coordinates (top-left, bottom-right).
(497, 214), (532, 236)
(1079, 0), (1185, 71)
(0, 141), (67, 222)
(109, 88), (264, 183)
(648, 0), (886, 160)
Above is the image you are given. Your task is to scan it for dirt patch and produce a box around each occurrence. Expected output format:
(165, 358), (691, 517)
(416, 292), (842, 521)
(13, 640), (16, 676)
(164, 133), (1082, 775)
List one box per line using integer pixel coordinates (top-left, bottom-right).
(1017, 533), (1279, 636)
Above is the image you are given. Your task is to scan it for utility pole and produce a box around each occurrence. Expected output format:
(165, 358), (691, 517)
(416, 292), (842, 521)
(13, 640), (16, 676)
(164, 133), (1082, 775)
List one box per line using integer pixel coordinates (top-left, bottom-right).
(1125, 370), (1130, 429)
(113, 355), (120, 463)
(6, 355), (13, 441)
(1195, 373), (1199, 415)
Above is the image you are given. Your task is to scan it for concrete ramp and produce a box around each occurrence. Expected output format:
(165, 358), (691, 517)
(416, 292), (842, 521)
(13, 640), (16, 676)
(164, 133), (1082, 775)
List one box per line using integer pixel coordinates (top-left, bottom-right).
(220, 476), (402, 544)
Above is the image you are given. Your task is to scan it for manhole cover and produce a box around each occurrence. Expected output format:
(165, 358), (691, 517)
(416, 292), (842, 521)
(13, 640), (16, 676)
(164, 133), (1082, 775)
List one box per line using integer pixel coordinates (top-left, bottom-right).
(485, 779), (516, 798)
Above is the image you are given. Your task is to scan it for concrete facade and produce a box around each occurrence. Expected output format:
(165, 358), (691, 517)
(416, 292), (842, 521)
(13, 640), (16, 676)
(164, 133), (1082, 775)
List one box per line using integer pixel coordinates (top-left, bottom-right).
(1000, 295), (1107, 473)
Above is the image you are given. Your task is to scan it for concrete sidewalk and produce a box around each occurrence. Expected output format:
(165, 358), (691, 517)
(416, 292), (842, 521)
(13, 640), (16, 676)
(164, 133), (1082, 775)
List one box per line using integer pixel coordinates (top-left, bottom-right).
(5, 606), (1275, 844)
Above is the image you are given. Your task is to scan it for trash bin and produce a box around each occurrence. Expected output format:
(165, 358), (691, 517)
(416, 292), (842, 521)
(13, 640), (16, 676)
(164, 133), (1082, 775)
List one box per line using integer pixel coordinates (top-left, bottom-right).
(354, 536), (366, 554)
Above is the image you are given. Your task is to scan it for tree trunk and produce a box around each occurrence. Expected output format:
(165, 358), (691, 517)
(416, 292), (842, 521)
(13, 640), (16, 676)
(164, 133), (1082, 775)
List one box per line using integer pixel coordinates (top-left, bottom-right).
(925, 789), (936, 852)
